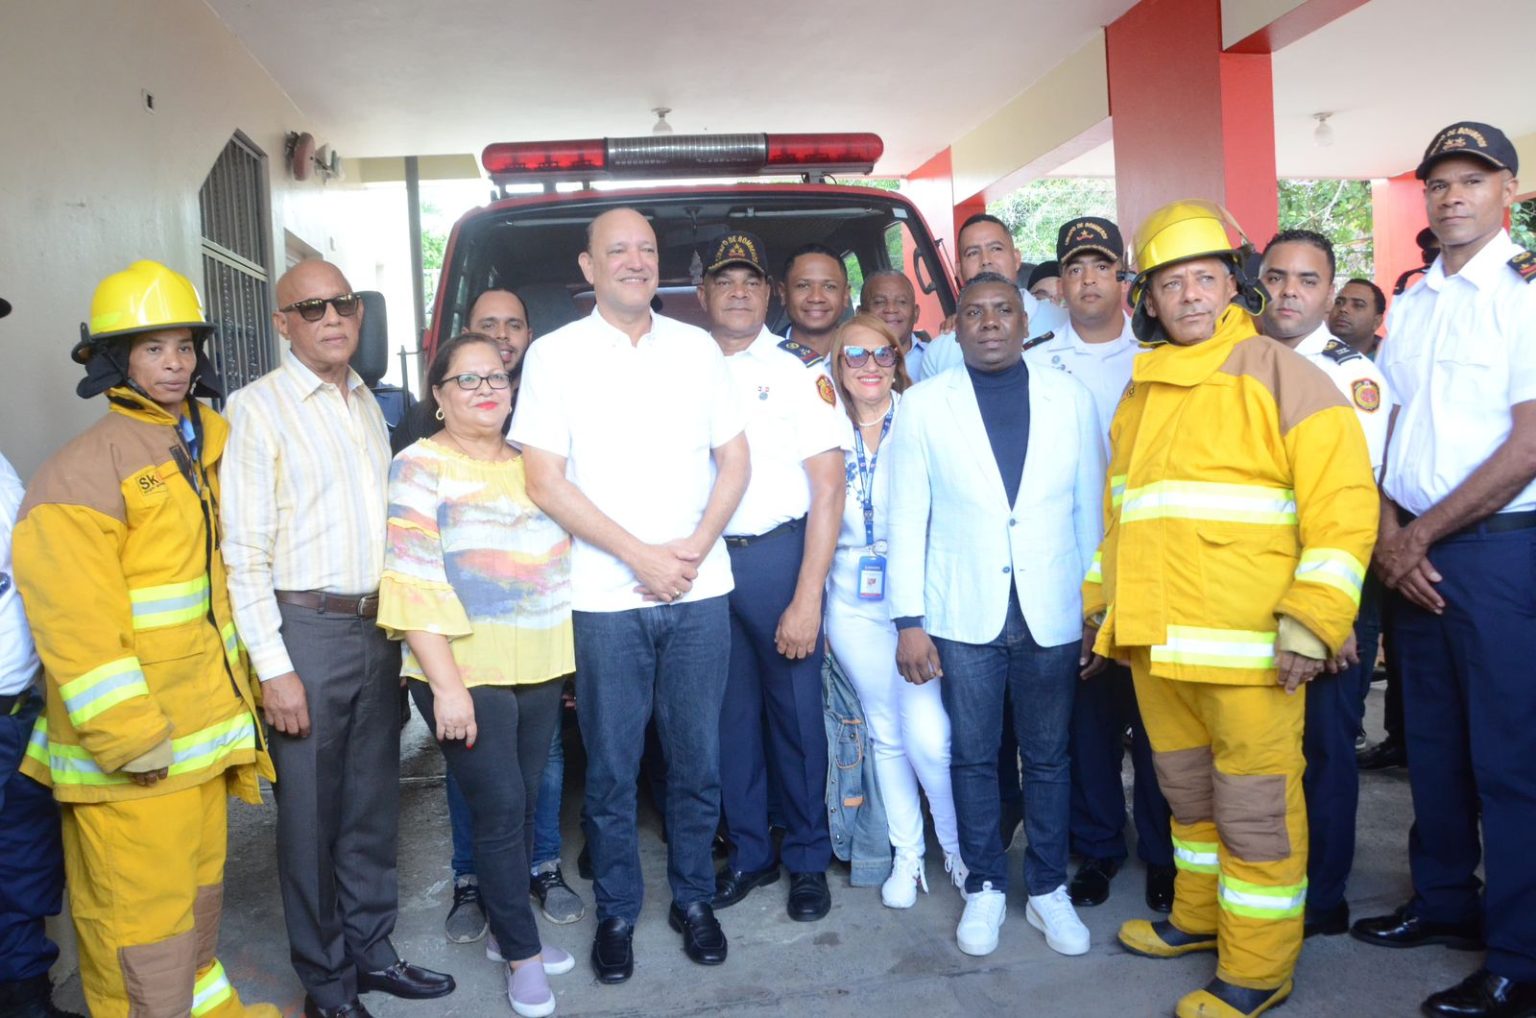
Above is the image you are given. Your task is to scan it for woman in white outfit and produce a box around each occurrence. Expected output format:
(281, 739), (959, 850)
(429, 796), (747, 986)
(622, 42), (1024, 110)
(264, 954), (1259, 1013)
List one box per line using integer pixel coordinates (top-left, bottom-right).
(823, 314), (965, 908)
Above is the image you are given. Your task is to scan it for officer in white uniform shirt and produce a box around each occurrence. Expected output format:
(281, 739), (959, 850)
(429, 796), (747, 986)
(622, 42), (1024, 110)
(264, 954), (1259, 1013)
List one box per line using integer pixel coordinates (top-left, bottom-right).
(917, 213), (1067, 382)
(1352, 121), (1536, 1018)
(1258, 227), (1391, 941)
(1029, 218), (1176, 915)
(695, 232), (848, 923)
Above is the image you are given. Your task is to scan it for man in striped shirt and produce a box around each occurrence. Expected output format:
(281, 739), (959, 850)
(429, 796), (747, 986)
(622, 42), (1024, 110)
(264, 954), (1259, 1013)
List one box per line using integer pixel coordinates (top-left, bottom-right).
(222, 260), (453, 1018)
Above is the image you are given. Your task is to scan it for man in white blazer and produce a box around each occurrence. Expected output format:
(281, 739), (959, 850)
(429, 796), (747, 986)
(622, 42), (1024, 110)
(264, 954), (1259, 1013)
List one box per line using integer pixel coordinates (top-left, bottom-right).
(889, 272), (1106, 960)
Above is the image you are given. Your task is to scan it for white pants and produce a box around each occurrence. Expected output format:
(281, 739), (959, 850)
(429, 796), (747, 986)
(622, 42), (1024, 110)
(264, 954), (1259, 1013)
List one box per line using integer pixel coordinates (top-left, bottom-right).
(826, 601), (959, 857)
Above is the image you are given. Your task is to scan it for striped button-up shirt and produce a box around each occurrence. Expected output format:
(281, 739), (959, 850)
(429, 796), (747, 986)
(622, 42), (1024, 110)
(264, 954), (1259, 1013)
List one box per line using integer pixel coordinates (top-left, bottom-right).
(221, 349), (391, 681)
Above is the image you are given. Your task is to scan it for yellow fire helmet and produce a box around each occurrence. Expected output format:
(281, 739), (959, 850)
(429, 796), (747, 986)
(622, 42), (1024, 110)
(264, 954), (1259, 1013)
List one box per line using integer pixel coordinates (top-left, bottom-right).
(1128, 200), (1267, 343)
(72, 260), (223, 400)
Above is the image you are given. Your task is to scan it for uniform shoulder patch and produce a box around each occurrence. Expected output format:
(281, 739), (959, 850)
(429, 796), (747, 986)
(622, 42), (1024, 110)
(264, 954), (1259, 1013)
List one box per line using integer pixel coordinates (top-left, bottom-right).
(1321, 338), (1363, 365)
(1350, 377), (1381, 413)
(778, 338), (825, 366)
(1509, 250), (1536, 284)
(1021, 331), (1054, 353)
(815, 374), (836, 406)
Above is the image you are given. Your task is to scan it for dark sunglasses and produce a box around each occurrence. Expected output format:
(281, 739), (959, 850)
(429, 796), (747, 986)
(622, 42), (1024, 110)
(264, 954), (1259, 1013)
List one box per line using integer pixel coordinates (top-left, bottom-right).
(279, 292), (361, 322)
(447, 371), (511, 391)
(842, 345), (897, 368)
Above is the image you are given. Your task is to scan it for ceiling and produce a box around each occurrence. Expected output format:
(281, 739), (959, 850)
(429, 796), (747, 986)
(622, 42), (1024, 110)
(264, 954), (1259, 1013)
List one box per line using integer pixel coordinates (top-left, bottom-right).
(207, 0), (1534, 183)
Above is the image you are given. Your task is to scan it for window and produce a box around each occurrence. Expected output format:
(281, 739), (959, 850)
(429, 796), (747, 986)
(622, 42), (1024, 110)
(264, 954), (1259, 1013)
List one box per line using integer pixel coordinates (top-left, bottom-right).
(199, 133), (274, 396)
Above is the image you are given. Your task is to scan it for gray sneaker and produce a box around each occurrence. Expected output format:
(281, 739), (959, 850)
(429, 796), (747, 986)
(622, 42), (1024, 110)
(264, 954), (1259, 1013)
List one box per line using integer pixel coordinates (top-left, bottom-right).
(445, 874), (489, 943)
(529, 861), (586, 924)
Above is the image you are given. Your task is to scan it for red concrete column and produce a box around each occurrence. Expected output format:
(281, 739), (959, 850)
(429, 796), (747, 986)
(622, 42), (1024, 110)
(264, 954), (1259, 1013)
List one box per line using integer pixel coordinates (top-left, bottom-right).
(1372, 173), (1426, 311)
(1106, 0), (1278, 252)
(902, 147), (961, 329)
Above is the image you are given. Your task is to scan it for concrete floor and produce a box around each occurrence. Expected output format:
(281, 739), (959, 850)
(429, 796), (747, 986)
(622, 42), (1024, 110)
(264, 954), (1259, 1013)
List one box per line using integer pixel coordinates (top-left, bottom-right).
(46, 681), (1475, 1018)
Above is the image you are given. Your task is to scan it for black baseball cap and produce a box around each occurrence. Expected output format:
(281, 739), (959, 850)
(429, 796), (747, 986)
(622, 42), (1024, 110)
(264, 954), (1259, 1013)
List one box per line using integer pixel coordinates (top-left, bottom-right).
(1057, 216), (1124, 265)
(1026, 261), (1061, 290)
(1415, 121), (1518, 180)
(704, 231), (769, 277)
(0, 297), (10, 318)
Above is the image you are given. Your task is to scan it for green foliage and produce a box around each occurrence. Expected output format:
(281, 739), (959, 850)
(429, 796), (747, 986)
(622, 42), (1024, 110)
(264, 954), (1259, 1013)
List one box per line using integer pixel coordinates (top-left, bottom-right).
(1277, 179), (1373, 279)
(987, 179), (1117, 262)
(1513, 199), (1536, 251)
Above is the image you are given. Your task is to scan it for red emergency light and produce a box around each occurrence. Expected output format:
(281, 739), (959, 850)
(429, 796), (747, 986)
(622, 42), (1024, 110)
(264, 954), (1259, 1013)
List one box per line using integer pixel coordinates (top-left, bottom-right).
(481, 132), (884, 183)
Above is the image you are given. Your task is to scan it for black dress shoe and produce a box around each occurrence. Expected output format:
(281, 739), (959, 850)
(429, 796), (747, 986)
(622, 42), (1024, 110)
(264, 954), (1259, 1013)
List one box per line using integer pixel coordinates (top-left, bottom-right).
(356, 960), (454, 1000)
(1305, 901), (1351, 938)
(1351, 905), (1484, 950)
(1145, 864), (1176, 914)
(591, 916), (635, 984)
(668, 901), (728, 965)
(787, 871), (831, 921)
(1423, 969), (1536, 1018)
(1357, 738), (1407, 770)
(1067, 856), (1122, 906)
(304, 997), (374, 1018)
(712, 863), (781, 909)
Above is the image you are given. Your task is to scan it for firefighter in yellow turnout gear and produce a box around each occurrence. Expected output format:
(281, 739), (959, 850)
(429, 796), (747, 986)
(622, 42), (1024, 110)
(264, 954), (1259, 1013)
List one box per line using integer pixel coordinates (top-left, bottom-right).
(14, 261), (279, 1018)
(1082, 203), (1377, 1018)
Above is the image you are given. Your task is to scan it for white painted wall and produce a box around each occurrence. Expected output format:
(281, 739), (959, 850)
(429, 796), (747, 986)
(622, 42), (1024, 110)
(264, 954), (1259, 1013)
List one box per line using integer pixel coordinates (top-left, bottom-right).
(0, 0), (375, 478)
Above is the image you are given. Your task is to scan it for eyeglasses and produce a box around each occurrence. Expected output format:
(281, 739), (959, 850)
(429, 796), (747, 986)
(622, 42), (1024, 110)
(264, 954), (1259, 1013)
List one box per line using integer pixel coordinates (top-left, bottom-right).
(842, 345), (897, 368)
(447, 371), (511, 391)
(279, 293), (360, 322)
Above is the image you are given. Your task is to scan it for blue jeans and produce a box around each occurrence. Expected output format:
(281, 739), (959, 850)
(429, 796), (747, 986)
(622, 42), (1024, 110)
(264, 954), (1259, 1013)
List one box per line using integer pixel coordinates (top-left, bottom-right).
(574, 596), (730, 923)
(450, 701), (567, 876)
(936, 595), (1077, 895)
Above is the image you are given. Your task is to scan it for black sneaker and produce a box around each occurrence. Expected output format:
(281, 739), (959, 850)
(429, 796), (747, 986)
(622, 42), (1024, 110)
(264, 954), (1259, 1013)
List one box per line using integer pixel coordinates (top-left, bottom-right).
(444, 875), (488, 943)
(530, 862), (586, 924)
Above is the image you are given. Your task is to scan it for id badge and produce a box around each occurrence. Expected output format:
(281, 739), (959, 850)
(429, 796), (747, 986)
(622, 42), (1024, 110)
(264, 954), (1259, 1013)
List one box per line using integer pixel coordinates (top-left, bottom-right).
(857, 554), (887, 601)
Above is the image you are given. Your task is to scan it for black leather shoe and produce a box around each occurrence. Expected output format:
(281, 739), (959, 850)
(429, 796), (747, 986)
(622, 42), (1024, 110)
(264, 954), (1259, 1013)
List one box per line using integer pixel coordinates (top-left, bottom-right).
(1351, 905), (1484, 950)
(356, 960), (454, 1000)
(787, 871), (831, 921)
(1068, 856), (1122, 906)
(668, 901), (728, 965)
(1423, 969), (1536, 1017)
(304, 997), (374, 1018)
(712, 863), (781, 909)
(591, 916), (635, 984)
(1305, 900), (1351, 938)
(1145, 863), (1176, 914)
(1357, 738), (1407, 770)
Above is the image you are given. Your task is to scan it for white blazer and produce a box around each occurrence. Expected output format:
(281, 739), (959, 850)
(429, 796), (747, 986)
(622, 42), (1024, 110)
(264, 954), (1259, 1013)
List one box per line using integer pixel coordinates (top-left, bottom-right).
(886, 364), (1106, 647)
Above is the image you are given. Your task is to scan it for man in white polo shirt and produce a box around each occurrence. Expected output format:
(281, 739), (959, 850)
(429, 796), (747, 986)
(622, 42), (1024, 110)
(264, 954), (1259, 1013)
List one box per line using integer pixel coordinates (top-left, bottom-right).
(512, 208), (750, 985)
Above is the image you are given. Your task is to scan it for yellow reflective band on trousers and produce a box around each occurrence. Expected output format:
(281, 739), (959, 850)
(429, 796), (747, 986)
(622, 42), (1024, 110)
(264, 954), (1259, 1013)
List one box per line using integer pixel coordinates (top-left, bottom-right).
(1219, 874), (1308, 920)
(1293, 547), (1366, 605)
(1173, 836), (1220, 874)
(26, 718), (49, 769)
(47, 714), (256, 788)
(129, 576), (212, 630)
(58, 657), (150, 727)
(1151, 626), (1276, 671)
(1119, 480), (1298, 525)
(220, 622), (240, 671)
(1110, 474), (1128, 510)
(1084, 550), (1103, 584)
(191, 960), (233, 1015)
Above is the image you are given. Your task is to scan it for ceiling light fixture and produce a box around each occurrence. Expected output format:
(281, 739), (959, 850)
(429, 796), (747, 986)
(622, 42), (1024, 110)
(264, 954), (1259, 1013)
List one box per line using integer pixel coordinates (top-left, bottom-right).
(652, 107), (673, 136)
(1313, 112), (1334, 149)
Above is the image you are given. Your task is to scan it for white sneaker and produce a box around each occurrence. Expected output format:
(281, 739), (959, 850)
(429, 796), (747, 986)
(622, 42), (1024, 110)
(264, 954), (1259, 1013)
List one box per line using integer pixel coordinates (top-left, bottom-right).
(881, 850), (928, 909)
(1026, 884), (1091, 956)
(944, 851), (970, 900)
(956, 883), (1007, 956)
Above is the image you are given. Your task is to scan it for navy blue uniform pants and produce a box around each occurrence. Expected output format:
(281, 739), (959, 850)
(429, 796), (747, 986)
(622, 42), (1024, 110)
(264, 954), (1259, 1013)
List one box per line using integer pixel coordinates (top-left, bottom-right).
(719, 522), (832, 875)
(1068, 661), (1173, 867)
(1392, 525), (1536, 981)
(0, 691), (63, 984)
(1302, 636), (1371, 911)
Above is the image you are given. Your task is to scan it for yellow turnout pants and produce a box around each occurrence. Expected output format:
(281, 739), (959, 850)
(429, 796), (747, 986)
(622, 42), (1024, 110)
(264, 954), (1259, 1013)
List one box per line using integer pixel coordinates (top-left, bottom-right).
(1129, 649), (1308, 990)
(60, 776), (278, 1018)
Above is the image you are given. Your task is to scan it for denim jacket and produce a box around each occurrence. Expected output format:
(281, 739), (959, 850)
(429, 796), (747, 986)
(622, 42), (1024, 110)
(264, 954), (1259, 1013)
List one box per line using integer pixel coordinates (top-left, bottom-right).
(823, 649), (891, 886)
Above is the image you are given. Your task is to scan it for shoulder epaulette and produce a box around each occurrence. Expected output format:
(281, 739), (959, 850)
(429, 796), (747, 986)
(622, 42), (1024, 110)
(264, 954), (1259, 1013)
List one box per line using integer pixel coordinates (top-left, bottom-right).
(1393, 264), (1428, 296)
(1508, 250), (1536, 284)
(1321, 338), (1364, 365)
(777, 338), (825, 366)
(1022, 331), (1054, 353)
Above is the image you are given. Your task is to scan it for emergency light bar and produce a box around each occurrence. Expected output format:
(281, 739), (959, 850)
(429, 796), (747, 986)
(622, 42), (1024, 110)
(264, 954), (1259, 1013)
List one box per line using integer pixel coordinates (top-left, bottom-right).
(481, 132), (883, 184)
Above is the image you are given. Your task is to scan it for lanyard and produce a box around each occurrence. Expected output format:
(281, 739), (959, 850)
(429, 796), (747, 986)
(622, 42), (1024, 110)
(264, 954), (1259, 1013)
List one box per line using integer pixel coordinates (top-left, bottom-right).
(852, 404), (894, 549)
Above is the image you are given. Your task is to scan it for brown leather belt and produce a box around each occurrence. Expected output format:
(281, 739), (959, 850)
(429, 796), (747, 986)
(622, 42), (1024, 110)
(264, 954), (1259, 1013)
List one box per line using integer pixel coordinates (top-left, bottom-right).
(274, 589), (380, 618)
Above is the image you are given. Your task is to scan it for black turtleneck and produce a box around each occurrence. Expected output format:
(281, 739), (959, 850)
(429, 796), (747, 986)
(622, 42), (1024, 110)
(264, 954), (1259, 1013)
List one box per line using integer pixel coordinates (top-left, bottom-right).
(966, 358), (1030, 506)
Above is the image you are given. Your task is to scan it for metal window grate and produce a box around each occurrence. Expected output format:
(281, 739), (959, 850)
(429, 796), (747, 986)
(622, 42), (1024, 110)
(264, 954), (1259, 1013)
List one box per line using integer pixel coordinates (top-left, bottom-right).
(199, 134), (273, 395)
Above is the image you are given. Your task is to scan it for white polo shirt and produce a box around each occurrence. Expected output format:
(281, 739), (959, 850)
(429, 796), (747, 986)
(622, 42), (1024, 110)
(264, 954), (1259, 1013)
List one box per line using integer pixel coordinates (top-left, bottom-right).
(916, 287), (1068, 381)
(510, 308), (745, 612)
(0, 452), (40, 697)
(1292, 324), (1391, 474)
(1023, 313), (1138, 442)
(722, 329), (848, 537)
(1379, 231), (1536, 515)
